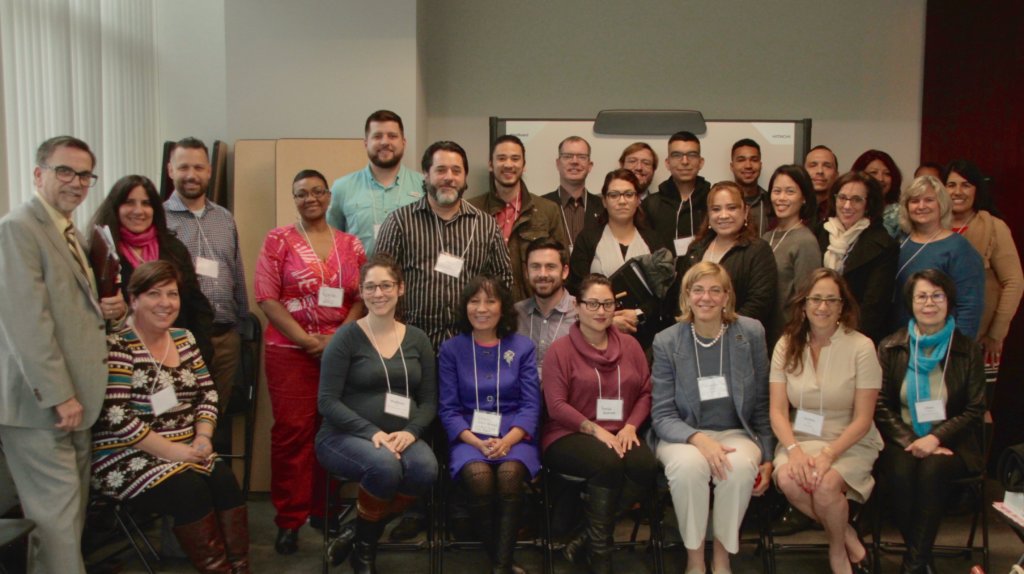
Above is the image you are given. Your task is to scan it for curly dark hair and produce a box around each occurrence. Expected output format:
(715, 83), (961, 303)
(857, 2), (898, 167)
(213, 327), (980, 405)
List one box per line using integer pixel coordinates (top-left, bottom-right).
(454, 275), (518, 338)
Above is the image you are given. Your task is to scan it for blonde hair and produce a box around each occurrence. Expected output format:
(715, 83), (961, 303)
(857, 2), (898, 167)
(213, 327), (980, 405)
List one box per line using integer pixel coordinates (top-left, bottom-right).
(676, 261), (738, 324)
(898, 175), (952, 233)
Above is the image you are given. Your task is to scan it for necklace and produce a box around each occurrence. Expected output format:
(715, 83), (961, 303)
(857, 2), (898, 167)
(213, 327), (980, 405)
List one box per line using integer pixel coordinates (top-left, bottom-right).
(691, 323), (725, 348)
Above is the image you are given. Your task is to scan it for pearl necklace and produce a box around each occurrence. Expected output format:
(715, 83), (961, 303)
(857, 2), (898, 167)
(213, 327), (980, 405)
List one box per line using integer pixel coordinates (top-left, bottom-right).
(691, 323), (726, 348)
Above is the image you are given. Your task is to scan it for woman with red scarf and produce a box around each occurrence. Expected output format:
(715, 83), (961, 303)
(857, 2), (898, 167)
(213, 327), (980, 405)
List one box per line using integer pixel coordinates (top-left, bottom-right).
(89, 174), (215, 364)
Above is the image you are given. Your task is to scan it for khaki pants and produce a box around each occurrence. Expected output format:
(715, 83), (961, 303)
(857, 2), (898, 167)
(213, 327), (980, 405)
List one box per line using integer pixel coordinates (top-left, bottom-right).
(210, 329), (242, 413)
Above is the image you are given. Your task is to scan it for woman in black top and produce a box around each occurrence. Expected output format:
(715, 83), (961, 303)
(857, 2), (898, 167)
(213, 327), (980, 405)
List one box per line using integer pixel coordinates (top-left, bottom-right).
(316, 254), (438, 573)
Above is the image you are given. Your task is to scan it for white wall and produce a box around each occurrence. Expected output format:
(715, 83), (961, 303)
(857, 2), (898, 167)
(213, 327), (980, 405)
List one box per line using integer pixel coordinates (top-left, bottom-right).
(154, 0), (227, 145)
(420, 0), (926, 194)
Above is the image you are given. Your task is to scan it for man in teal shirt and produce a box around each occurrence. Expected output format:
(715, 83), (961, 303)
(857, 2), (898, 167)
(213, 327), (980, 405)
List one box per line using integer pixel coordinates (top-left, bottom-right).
(327, 110), (424, 254)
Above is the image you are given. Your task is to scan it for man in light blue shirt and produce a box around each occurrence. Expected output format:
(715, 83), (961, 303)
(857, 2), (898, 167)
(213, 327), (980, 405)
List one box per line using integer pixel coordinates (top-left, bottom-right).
(327, 110), (424, 254)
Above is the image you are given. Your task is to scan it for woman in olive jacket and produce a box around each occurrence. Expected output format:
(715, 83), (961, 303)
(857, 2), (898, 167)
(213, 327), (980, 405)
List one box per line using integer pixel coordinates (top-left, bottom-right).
(875, 268), (985, 574)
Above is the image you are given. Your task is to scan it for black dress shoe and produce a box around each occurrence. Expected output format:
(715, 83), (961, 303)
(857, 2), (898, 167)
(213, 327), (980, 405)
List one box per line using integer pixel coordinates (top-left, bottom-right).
(274, 527), (299, 555)
(850, 545), (872, 574)
(388, 515), (424, 542)
(771, 506), (817, 536)
(328, 522), (357, 566)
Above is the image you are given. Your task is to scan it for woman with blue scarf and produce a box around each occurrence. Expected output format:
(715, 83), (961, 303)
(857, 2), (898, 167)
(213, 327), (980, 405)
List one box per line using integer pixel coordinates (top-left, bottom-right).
(876, 269), (985, 574)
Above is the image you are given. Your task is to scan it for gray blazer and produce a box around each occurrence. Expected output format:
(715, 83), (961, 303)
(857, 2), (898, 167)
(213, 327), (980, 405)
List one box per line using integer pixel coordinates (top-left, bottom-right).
(0, 197), (109, 429)
(649, 315), (775, 462)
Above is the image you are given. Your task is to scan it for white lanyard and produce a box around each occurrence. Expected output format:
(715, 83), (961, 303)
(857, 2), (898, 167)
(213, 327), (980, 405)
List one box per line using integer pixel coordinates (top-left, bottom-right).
(558, 190), (587, 250)
(297, 221), (344, 288)
(675, 196), (695, 239)
(912, 325), (954, 405)
(528, 304), (567, 343)
(691, 324), (725, 378)
(897, 228), (943, 278)
(365, 320), (410, 397)
(137, 328), (173, 395)
(432, 208), (478, 259)
(594, 366), (622, 400)
(769, 223), (798, 254)
(471, 335), (501, 413)
(799, 340), (833, 414)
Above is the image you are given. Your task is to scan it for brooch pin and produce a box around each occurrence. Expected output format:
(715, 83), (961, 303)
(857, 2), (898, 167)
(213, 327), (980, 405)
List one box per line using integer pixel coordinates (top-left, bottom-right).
(503, 349), (515, 366)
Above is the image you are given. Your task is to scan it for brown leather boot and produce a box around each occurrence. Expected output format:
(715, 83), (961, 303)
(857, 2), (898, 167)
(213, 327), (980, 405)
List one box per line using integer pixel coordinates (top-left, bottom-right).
(216, 505), (251, 574)
(172, 512), (231, 573)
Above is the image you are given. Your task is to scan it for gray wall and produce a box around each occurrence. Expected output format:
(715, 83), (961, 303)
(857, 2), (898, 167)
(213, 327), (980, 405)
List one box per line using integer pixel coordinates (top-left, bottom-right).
(421, 0), (926, 194)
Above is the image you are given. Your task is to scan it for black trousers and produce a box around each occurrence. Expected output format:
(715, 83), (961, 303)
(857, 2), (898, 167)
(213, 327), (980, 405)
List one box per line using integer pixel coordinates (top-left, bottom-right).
(130, 463), (245, 525)
(543, 432), (657, 488)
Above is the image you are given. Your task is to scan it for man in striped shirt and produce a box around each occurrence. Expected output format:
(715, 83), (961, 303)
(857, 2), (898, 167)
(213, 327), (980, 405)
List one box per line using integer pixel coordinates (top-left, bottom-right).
(376, 140), (514, 349)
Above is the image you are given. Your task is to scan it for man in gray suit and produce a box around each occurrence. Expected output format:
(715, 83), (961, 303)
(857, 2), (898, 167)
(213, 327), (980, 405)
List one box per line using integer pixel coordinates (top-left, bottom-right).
(0, 136), (126, 573)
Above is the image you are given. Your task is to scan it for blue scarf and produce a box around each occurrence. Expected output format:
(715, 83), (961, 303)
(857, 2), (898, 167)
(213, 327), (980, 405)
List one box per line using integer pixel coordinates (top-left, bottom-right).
(905, 317), (955, 437)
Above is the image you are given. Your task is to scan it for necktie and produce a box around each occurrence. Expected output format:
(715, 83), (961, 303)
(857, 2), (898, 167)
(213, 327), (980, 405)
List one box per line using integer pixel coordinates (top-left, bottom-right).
(64, 221), (89, 278)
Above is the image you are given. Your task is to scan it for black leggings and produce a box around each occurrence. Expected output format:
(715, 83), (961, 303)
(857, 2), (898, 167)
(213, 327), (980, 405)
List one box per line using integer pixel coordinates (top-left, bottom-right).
(130, 463), (245, 525)
(542, 433), (657, 489)
(879, 442), (970, 560)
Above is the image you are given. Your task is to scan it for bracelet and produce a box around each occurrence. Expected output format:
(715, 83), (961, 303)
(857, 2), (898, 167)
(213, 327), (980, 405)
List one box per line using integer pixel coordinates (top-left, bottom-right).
(821, 445), (836, 460)
(785, 443), (798, 452)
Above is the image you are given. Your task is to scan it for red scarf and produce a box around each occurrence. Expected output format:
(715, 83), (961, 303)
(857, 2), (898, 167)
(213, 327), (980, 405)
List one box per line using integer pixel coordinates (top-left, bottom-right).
(118, 226), (160, 268)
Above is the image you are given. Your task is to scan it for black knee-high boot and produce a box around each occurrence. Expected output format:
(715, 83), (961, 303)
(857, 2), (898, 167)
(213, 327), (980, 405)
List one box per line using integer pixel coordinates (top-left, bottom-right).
(583, 485), (617, 574)
(494, 493), (528, 574)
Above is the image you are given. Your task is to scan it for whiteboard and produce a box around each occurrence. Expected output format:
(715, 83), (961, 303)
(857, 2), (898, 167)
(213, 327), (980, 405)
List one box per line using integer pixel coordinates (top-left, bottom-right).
(491, 117), (811, 194)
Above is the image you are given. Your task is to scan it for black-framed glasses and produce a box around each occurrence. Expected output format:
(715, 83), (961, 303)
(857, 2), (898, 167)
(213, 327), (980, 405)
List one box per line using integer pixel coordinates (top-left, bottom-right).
(362, 281), (398, 294)
(605, 191), (638, 201)
(581, 299), (616, 312)
(41, 164), (98, 187)
(293, 188), (329, 200)
(668, 151), (701, 161)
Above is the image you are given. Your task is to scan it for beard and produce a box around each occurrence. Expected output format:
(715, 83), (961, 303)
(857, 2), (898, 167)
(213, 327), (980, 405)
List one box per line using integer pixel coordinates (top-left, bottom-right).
(426, 180), (468, 207)
(369, 149), (402, 169)
(175, 178), (208, 199)
(530, 277), (562, 298)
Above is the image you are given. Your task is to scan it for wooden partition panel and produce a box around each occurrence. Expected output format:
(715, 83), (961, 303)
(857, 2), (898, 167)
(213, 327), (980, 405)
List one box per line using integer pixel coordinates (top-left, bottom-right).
(232, 138), (366, 492)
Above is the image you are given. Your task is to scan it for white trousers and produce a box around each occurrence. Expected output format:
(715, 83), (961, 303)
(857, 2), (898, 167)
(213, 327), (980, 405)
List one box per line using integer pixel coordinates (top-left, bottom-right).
(656, 428), (762, 553)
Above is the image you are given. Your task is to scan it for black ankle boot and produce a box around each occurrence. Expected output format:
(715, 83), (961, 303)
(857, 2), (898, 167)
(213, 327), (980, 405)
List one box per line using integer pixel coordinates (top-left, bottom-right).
(583, 484), (617, 574)
(349, 517), (385, 574)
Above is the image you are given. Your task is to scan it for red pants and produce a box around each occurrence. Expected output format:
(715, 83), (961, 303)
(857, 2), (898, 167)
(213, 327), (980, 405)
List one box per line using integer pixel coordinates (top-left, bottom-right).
(265, 344), (329, 529)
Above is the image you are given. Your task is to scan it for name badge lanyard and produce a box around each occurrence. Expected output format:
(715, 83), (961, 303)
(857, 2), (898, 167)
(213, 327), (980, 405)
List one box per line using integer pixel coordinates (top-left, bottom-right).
(558, 192), (586, 253)
(529, 307), (566, 351)
(472, 335), (501, 416)
(432, 209), (479, 269)
(366, 320), (412, 417)
(676, 199), (695, 240)
(798, 342), (833, 419)
(896, 229), (943, 284)
(769, 226), (796, 254)
(692, 326), (726, 379)
(191, 214), (221, 290)
(594, 365), (624, 421)
(297, 219), (345, 318)
(912, 325), (954, 417)
(673, 199), (697, 256)
(137, 328), (178, 416)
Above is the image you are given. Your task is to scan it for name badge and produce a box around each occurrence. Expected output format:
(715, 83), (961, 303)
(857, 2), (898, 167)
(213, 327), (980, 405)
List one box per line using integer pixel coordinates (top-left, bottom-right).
(471, 410), (502, 437)
(673, 237), (694, 257)
(318, 286), (344, 308)
(915, 399), (946, 423)
(434, 252), (464, 278)
(384, 392), (411, 419)
(373, 224), (382, 240)
(151, 385), (179, 417)
(793, 409), (825, 437)
(596, 398), (624, 421)
(195, 257), (219, 278)
(697, 375), (729, 401)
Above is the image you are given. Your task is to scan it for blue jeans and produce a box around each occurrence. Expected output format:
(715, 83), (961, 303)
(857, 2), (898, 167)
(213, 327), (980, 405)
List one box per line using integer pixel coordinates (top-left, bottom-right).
(315, 432), (438, 500)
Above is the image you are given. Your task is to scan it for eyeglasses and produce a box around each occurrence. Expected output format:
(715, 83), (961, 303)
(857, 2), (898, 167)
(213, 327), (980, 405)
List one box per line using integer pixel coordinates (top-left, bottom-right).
(913, 292), (947, 304)
(624, 157), (654, 168)
(805, 296), (843, 308)
(689, 286), (725, 298)
(605, 191), (638, 201)
(40, 164), (98, 187)
(362, 281), (398, 294)
(580, 299), (616, 312)
(293, 188), (329, 200)
(559, 153), (590, 162)
(836, 193), (866, 206)
(668, 151), (701, 161)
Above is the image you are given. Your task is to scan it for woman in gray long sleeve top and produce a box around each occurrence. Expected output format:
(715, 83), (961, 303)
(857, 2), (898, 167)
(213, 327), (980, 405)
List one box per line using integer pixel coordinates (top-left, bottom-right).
(315, 254), (438, 573)
(650, 261), (774, 574)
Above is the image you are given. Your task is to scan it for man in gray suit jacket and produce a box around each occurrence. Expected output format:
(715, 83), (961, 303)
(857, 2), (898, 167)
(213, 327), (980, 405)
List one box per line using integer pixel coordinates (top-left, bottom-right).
(0, 136), (126, 574)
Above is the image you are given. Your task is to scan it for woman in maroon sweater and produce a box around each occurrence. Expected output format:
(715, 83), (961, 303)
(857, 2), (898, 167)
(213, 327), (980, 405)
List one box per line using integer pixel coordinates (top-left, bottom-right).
(541, 274), (655, 574)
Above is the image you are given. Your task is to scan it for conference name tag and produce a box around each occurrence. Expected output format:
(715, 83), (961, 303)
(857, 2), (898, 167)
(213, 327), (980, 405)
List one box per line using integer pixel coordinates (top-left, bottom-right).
(697, 375), (729, 401)
(915, 399), (946, 423)
(151, 385), (179, 417)
(318, 286), (344, 308)
(794, 409), (825, 437)
(195, 257), (219, 278)
(471, 410), (502, 437)
(384, 392), (411, 419)
(434, 252), (464, 278)
(674, 237), (694, 257)
(596, 398), (624, 421)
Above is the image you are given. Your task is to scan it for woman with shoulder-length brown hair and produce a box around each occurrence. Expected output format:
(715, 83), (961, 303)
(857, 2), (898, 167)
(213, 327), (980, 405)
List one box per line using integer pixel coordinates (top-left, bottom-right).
(770, 268), (881, 574)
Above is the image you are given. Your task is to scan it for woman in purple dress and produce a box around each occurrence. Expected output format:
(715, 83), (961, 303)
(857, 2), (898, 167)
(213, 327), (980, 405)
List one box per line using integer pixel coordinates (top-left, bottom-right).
(439, 275), (542, 574)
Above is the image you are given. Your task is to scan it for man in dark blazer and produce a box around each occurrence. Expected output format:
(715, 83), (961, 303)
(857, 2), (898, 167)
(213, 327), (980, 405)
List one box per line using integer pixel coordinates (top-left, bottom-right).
(543, 136), (604, 253)
(0, 136), (125, 573)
